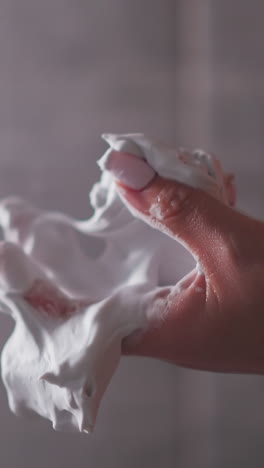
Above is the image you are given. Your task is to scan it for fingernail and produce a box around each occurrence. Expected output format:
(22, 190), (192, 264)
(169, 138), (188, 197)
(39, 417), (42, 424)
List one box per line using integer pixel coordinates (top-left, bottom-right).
(100, 150), (156, 190)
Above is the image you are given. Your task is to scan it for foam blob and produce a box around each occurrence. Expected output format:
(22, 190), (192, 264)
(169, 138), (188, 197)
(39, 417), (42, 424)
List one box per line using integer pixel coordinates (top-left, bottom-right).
(0, 134), (235, 433)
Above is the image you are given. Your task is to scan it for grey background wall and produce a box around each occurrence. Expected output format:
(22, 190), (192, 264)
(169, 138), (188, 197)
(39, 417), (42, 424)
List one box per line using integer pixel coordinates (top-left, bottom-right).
(0, 1), (263, 467)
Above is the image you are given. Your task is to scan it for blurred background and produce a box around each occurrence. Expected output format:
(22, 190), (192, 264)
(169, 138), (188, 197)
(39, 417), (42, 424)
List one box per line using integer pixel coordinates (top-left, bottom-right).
(0, 0), (263, 467)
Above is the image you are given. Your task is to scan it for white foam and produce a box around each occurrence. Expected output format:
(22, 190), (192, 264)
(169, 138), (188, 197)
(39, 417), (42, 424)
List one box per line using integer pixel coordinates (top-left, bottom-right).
(0, 134), (234, 433)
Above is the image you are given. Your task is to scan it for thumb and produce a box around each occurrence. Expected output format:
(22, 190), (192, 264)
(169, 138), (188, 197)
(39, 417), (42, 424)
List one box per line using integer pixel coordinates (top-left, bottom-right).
(103, 150), (240, 274)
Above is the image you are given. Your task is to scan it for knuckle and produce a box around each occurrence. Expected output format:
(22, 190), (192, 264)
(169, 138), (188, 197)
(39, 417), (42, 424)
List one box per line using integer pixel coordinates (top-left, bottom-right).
(149, 182), (196, 224)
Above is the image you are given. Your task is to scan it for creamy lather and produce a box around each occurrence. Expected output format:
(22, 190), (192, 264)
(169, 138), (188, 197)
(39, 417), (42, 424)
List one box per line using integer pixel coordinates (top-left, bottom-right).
(0, 134), (235, 433)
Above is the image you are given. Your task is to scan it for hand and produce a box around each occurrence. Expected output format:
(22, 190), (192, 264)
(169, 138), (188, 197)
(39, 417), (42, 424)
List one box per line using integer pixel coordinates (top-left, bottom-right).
(114, 153), (264, 374)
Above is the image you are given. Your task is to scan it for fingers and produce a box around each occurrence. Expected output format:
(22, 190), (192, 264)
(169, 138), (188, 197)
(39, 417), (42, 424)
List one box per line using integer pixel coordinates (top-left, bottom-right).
(122, 268), (211, 365)
(103, 150), (242, 275)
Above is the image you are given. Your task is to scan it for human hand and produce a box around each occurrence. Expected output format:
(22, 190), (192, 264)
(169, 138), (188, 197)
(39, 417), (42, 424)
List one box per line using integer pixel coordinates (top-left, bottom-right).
(108, 151), (264, 374)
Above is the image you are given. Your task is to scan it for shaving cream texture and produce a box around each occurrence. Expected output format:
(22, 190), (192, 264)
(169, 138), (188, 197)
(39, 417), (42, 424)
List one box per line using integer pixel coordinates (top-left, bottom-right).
(0, 134), (234, 433)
